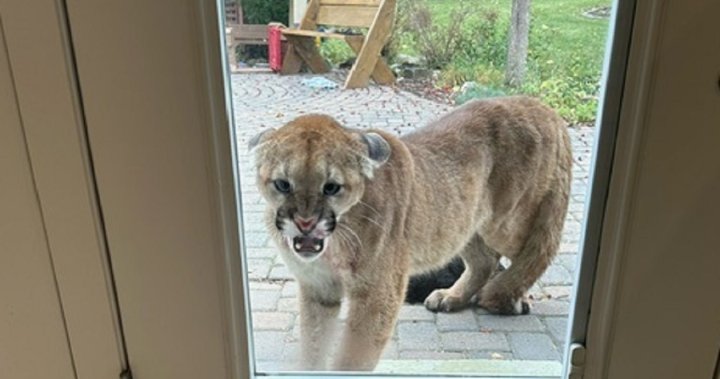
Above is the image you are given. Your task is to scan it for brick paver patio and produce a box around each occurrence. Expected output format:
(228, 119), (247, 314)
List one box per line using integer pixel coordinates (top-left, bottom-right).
(231, 72), (593, 375)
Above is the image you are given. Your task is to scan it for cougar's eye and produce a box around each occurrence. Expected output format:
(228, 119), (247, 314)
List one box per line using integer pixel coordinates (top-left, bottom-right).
(273, 179), (292, 194)
(323, 182), (342, 196)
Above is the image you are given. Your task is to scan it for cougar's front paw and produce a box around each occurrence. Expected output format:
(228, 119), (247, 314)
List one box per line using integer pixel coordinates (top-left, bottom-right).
(423, 289), (467, 312)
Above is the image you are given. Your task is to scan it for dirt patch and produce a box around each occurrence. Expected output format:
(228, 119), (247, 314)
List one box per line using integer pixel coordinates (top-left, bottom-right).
(395, 76), (455, 105)
(324, 69), (455, 105)
(583, 6), (611, 19)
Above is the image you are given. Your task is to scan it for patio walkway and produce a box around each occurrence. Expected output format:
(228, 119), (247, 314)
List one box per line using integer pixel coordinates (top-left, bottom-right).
(231, 72), (594, 374)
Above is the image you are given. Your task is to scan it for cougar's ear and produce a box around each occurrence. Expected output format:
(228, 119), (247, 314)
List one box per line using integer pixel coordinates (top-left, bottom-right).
(362, 133), (391, 164)
(360, 132), (391, 177)
(248, 128), (275, 151)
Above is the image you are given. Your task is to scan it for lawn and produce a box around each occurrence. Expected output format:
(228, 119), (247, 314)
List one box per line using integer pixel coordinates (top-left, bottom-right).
(321, 0), (613, 123)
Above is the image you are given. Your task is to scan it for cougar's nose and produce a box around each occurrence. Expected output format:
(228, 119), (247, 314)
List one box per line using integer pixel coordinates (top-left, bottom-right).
(294, 215), (318, 233)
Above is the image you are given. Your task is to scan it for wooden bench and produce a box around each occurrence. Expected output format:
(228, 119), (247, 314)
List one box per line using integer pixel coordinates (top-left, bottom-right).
(227, 24), (270, 45)
(225, 24), (287, 72)
(281, 0), (397, 89)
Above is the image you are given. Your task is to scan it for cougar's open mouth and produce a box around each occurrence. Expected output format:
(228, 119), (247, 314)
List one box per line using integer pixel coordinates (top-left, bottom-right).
(290, 236), (326, 258)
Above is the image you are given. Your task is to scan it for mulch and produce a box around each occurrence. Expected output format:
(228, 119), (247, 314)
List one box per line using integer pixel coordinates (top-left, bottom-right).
(395, 77), (456, 106)
(324, 68), (456, 106)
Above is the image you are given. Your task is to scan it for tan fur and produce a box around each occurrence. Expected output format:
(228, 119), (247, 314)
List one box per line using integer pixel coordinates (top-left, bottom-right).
(251, 96), (572, 371)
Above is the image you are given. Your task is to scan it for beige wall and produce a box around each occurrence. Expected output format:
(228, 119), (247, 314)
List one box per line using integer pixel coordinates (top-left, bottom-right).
(0, 2), (127, 377)
(0, 22), (76, 379)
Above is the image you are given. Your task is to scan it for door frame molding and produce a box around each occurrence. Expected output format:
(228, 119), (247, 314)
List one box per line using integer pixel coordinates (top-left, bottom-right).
(1, 1), (126, 377)
(22, 0), (716, 377)
(62, 0), (250, 377)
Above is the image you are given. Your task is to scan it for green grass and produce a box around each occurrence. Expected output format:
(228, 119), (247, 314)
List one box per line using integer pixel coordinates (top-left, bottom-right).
(414, 0), (611, 122)
(523, 0), (611, 121)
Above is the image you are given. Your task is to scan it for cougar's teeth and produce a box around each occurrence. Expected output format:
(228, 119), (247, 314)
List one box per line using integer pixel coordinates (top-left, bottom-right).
(314, 243), (321, 252)
(294, 242), (302, 251)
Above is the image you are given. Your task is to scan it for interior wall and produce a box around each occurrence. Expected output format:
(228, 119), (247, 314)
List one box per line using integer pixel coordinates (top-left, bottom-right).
(0, 1), (127, 377)
(0, 20), (76, 379)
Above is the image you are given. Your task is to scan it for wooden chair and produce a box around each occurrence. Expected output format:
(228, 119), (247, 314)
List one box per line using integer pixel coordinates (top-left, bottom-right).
(226, 24), (268, 71)
(281, 0), (397, 89)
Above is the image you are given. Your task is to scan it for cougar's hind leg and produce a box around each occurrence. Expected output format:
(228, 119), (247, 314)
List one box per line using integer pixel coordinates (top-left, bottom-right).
(424, 234), (499, 312)
(479, 191), (568, 315)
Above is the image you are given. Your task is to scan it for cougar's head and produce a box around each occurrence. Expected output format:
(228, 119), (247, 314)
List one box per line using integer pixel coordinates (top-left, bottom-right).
(249, 114), (391, 261)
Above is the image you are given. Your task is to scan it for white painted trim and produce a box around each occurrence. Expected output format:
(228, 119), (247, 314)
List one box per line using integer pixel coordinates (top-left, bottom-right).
(582, 0), (720, 377)
(583, 2), (666, 378)
(564, 0), (637, 352)
(63, 0), (249, 377)
(197, 0), (253, 377)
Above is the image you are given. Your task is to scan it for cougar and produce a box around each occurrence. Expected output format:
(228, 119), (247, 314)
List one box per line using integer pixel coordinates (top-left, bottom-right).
(250, 96), (572, 370)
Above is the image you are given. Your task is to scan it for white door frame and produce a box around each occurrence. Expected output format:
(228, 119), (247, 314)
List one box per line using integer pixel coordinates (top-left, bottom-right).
(5, 0), (719, 378)
(581, 1), (720, 378)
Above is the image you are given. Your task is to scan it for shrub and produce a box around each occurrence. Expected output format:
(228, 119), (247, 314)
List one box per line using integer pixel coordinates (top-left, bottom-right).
(521, 65), (601, 122)
(236, 0), (289, 61)
(454, 82), (507, 105)
(437, 9), (508, 88)
(391, 1), (506, 79)
(319, 39), (355, 66)
(397, 1), (476, 69)
(383, 0), (413, 64)
(241, 0), (288, 25)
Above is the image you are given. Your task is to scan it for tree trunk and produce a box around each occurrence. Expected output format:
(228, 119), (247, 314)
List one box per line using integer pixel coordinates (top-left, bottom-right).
(505, 0), (531, 87)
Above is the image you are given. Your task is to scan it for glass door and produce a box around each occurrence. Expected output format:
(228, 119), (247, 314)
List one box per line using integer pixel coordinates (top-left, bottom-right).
(225, 0), (631, 377)
(54, 0), (720, 378)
